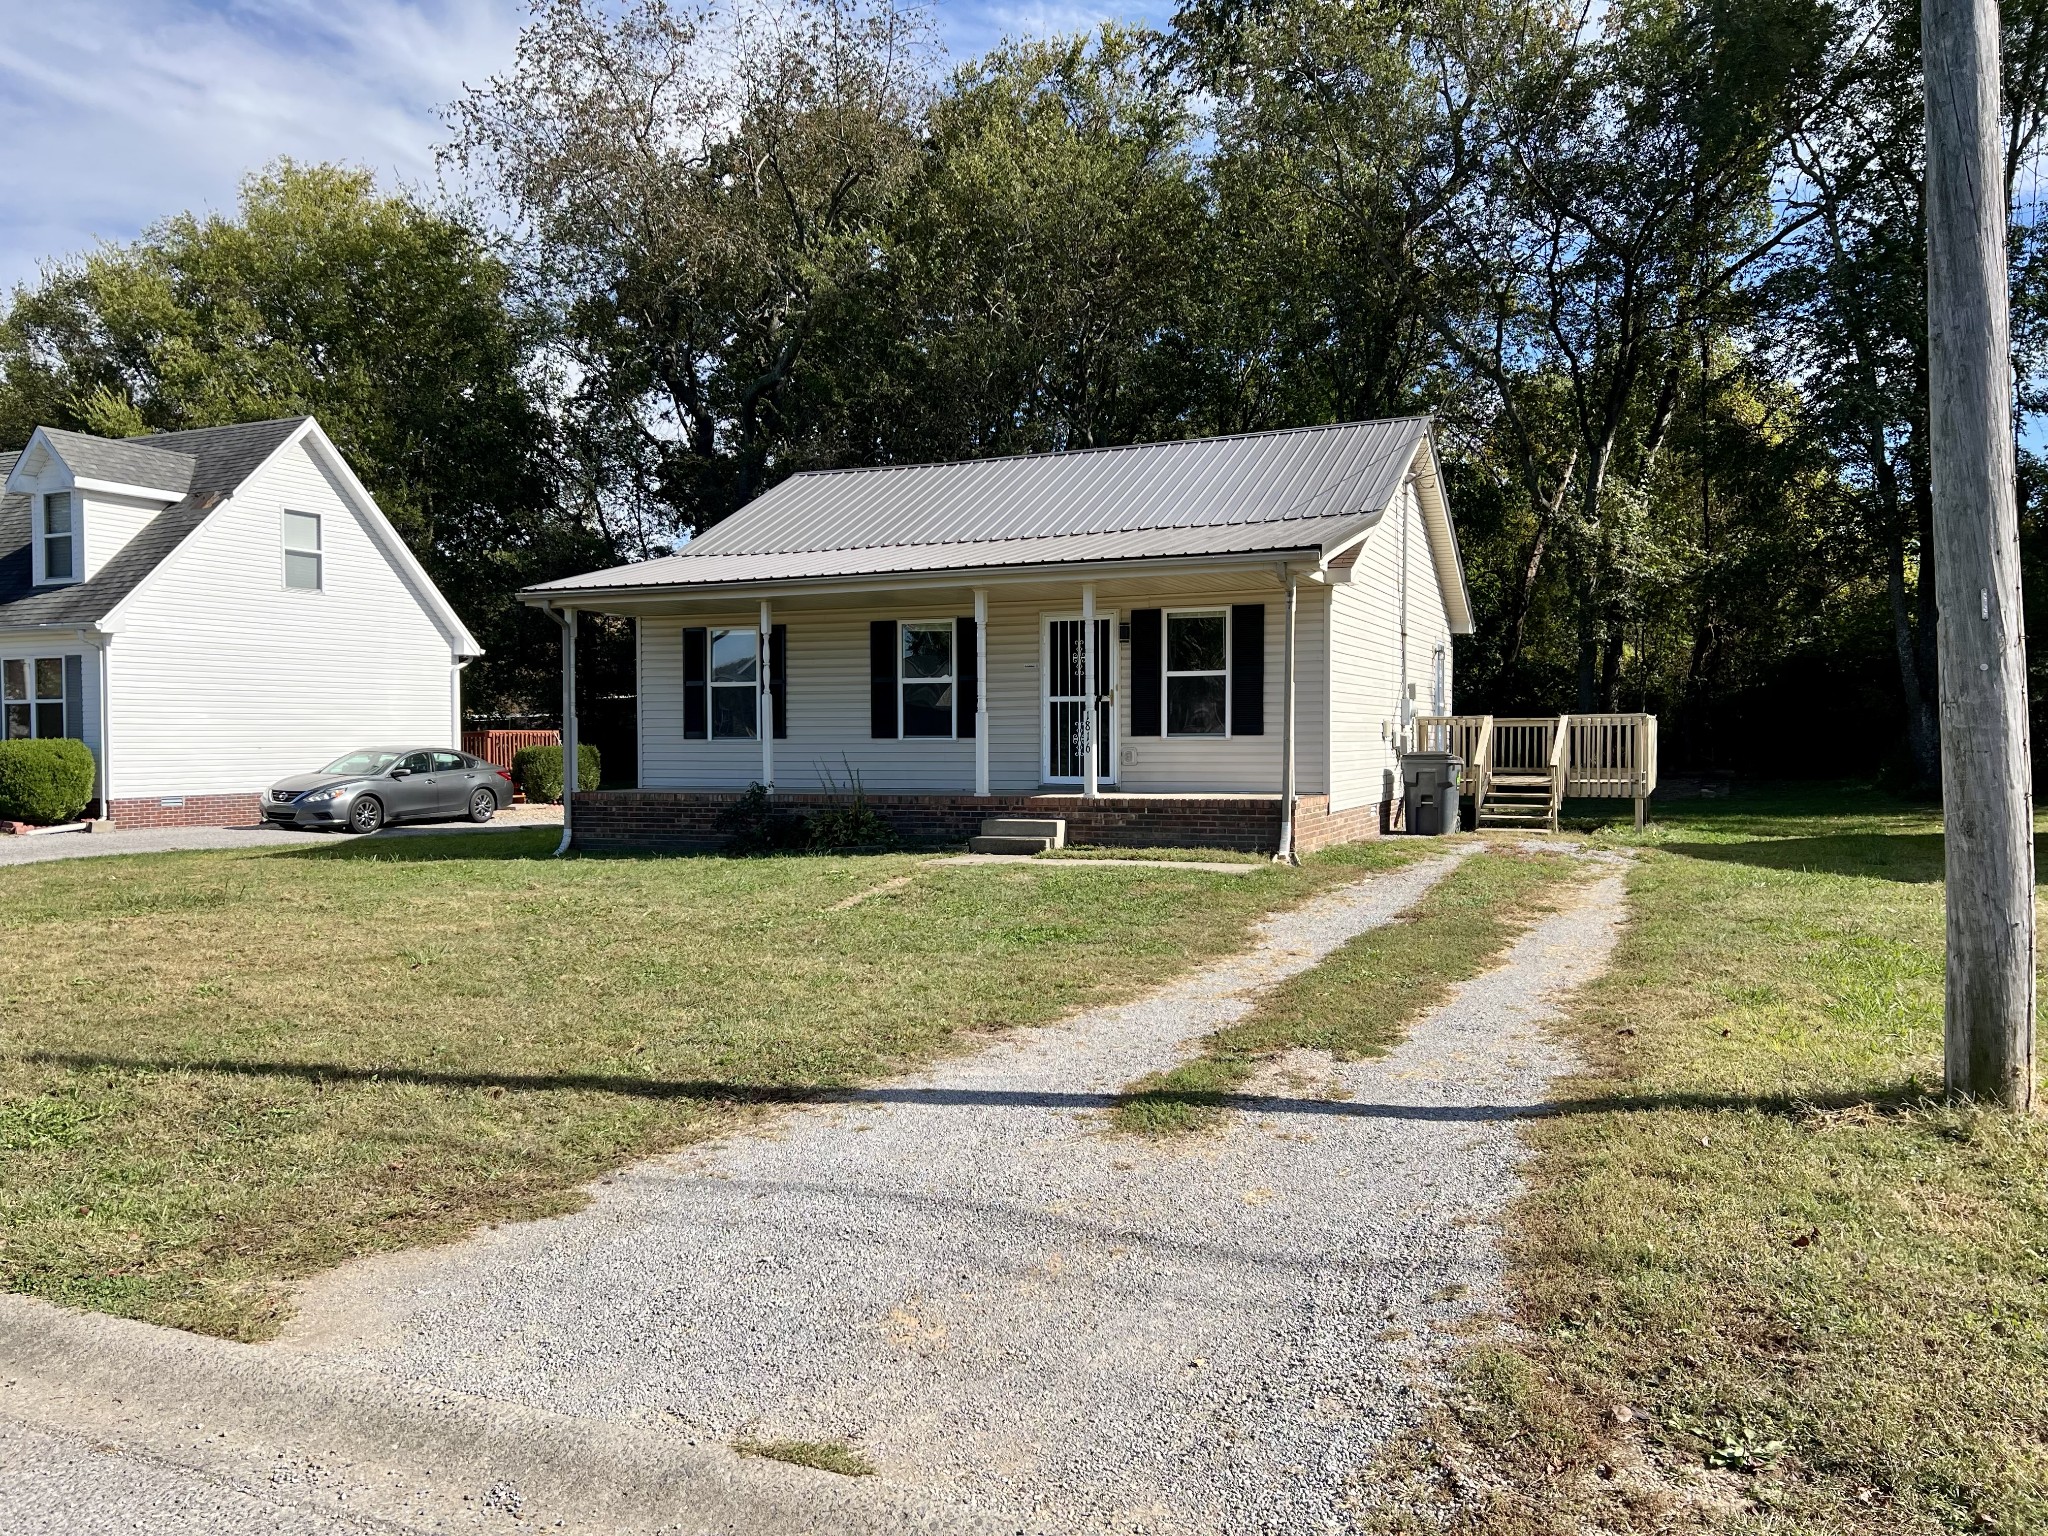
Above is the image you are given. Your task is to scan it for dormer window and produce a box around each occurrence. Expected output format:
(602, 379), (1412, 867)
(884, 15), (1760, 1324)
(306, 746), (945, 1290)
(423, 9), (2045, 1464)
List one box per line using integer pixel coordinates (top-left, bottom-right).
(41, 492), (74, 582)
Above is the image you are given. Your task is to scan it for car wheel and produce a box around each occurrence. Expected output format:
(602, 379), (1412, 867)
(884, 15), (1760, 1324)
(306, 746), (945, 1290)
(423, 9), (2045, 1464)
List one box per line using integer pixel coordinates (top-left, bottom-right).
(468, 787), (497, 824)
(348, 796), (385, 834)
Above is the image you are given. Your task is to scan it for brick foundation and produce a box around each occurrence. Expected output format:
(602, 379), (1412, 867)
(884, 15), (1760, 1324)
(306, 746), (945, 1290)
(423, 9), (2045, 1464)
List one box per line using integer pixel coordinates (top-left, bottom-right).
(108, 792), (265, 829)
(570, 788), (1390, 856)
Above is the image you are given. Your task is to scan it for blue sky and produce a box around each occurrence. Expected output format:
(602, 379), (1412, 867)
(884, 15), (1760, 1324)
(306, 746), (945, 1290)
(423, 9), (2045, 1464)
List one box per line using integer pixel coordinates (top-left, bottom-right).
(0, 0), (1173, 295)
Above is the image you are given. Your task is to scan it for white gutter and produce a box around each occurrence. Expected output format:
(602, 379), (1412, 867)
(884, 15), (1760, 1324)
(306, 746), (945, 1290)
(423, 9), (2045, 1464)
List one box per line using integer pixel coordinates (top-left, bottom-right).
(514, 547), (1336, 613)
(972, 587), (989, 796)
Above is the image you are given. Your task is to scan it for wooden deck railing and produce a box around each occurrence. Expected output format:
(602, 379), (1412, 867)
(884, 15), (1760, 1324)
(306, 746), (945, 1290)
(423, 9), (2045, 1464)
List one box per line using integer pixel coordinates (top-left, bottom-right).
(1412, 712), (1658, 828)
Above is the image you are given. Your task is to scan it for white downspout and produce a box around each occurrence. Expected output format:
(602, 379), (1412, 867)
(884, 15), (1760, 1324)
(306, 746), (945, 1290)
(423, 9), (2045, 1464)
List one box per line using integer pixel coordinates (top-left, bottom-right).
(1276, 567), (1299, 864)
(1081, 583), (1099, 800)
(551, 606), (577, 858)
(973, 586), (990, 796)
(91, 633), (113, 822)
(451, 655), (474, 747)
(759, 598), (774, 793)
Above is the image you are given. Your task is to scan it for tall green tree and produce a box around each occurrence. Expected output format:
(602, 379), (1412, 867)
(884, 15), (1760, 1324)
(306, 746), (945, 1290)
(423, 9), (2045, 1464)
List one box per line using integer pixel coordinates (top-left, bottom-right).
(0, 161), (597, 713)
(448, 0), (934, 547)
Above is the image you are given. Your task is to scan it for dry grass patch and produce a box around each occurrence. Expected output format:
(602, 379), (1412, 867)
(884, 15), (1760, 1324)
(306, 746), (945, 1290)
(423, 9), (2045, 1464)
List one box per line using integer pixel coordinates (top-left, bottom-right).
(734, 1437), (877, 1477)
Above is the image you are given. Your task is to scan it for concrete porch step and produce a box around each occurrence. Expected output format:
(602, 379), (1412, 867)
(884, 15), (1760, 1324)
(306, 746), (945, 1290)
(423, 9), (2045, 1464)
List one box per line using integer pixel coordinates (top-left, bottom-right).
(969, 834), (1056, 854)
(979, 817), (1067, 847)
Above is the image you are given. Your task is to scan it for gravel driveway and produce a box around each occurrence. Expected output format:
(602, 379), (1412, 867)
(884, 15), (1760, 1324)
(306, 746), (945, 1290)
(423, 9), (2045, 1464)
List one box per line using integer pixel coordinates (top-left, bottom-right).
(279, 851), (1627, 1535)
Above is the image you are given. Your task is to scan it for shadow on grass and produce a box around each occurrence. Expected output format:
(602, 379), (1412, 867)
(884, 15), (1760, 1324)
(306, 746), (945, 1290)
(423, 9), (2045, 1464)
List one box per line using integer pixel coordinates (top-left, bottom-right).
(24, 1051), (1939, 1126)
(1659, 832), (1946, 884)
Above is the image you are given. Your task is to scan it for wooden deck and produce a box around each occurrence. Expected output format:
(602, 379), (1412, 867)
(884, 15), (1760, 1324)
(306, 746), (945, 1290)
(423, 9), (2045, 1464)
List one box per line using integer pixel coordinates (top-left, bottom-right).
(1414, 714), (1658, 831)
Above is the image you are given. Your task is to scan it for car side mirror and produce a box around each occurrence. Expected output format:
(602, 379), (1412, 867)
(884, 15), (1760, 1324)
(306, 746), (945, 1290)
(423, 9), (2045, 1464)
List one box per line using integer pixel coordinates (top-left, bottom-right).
(391, 767), (412, 777)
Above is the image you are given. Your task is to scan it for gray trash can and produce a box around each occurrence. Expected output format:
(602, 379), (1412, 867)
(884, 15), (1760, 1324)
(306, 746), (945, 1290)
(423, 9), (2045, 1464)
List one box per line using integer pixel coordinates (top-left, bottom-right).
(1401, 751), (1463, 836)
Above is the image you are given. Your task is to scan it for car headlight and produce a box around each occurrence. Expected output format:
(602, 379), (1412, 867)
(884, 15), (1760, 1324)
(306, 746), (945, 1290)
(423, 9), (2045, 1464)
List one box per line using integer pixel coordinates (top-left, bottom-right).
(303, 784), (357, 803)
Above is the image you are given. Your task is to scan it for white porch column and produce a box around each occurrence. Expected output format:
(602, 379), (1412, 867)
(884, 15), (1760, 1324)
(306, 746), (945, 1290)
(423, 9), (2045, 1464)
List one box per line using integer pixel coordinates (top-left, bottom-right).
(553, 606), (577, 858)
(759, 598), (774, 793)
(1276, 568), (1299, 863)
(1081, 582), (1099, 800)
(973, 586), (990, 796)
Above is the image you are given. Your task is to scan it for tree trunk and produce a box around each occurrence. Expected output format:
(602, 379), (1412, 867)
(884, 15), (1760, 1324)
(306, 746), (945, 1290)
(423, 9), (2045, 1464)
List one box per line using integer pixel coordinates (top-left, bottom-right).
(1886, 522), (1943, 787)
(1924, 0), (2037, 1108)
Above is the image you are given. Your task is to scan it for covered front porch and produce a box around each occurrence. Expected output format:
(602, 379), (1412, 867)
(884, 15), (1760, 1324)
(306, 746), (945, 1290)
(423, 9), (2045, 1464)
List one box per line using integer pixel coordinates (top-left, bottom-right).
(546, 553), (1356, 858)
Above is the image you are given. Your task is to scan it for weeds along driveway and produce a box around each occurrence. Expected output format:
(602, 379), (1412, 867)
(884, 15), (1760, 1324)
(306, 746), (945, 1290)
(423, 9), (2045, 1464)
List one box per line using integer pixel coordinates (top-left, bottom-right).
(278, 851), (1628, 1536)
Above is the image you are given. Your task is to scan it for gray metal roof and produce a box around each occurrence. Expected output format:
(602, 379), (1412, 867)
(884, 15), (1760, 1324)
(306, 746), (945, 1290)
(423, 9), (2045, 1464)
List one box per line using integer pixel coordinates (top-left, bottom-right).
(531, 418), (1434, 598)
(0, 418), (308, 628)
(35, 427), (197, 495)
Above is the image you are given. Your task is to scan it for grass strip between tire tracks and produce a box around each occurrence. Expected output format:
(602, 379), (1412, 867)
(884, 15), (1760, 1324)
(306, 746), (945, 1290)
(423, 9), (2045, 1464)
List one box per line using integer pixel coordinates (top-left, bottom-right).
(1111, 848), (1587, 1136)
(734, 1437), (877, 1477)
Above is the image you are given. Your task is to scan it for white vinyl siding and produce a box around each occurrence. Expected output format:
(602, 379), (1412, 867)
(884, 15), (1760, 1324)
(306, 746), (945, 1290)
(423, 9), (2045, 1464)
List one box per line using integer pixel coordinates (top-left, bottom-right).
(105, 437), (459, 798)
(638, 583), (1329, 796)
(81, 489), (172, 581)
(1328, 481), (1455, 812)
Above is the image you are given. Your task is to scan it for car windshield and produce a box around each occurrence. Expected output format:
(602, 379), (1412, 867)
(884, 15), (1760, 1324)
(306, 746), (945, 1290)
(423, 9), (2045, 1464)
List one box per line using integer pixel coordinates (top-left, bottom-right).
(319, 751), (403, 776)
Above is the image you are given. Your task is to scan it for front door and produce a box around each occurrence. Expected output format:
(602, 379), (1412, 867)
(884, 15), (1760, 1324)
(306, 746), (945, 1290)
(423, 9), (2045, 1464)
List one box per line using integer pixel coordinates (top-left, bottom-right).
(1043, 616), (1117, 785)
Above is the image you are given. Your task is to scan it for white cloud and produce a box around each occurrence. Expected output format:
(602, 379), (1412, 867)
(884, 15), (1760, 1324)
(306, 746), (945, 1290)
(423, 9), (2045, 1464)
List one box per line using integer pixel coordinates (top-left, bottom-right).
(0, 0), (1177, 295)
(0, 0), (522, 292)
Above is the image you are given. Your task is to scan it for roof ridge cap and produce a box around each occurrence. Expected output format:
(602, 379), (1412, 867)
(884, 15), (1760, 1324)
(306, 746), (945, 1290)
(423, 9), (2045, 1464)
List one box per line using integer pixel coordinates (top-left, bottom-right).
(770, 416), (1430, 485)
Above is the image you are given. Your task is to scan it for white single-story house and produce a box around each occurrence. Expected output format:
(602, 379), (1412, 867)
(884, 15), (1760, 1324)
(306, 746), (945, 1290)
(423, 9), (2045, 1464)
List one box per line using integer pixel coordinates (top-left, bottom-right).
(0, 417), (480, 826)
(527, 418), (1472, 854)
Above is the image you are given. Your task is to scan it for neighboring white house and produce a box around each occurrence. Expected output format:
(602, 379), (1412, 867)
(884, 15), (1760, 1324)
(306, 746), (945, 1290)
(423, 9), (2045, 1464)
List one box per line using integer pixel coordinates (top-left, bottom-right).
(526, 418), (1472, 855)
(0, 417), (480, 826)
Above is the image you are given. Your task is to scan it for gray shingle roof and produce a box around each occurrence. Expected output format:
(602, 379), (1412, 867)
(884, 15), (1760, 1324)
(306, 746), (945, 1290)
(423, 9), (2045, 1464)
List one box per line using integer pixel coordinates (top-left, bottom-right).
(35, 428), (197, 495)
(0, 418), (307, 628)
(529, 418), (1434, 597)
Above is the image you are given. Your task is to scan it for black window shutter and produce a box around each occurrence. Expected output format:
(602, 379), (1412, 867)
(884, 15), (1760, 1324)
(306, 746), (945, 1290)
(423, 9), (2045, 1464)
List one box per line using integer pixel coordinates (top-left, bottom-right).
(955, 616), (977, 739)
(1230, 604), (1265, 736)
(870, 620), (898, 738)
(770, 624), (788, 740)
(682, 627), (708, 740)
(1128, 609), (1162, 736)
(63, 654), (84, 740)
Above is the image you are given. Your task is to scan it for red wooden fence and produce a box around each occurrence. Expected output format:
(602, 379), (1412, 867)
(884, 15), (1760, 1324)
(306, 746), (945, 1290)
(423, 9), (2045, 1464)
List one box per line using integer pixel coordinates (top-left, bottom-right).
(462, 729), (560, 770)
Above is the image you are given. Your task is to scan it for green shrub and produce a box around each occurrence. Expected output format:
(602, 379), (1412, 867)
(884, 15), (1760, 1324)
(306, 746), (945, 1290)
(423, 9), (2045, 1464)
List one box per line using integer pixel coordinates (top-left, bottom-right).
(0, 738), (96, 824)
(716, 783), (812, 853)
(807, 764), (896, 851)
(511, 743), (601, 803)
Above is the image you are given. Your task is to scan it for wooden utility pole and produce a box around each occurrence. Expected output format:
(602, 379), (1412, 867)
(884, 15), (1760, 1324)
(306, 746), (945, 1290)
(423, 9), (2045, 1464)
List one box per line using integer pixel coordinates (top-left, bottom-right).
(1924, 0), (2037, 1108)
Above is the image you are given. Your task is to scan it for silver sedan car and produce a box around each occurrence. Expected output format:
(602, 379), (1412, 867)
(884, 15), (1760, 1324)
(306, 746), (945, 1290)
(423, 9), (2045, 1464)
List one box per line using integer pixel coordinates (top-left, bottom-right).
(263, 747), (514, 833)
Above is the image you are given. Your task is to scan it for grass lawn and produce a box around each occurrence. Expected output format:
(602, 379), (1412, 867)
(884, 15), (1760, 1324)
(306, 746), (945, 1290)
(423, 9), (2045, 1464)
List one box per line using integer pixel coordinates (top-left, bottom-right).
(0, 829), (1413, 1340)
(1379, 786), (2048, 1535)
(1113, 847), (1586, 1134)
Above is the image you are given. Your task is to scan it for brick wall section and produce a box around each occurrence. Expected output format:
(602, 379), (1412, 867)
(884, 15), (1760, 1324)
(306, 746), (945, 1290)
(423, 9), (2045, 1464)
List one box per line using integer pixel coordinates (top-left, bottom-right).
(108, 793), (265, 829)
(571, 789), (1391, 856)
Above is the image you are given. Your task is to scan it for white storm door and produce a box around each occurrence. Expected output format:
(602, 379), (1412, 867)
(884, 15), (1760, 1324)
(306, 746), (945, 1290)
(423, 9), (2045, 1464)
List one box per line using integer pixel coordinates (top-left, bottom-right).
(1042, 615), (1117, 785)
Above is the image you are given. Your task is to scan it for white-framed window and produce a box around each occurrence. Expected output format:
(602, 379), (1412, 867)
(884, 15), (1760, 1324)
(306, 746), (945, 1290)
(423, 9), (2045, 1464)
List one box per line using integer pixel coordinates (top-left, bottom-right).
(40, 492), (75, 583)
(1164, 609), (1228, 736)
(283, 510), (322, 591)
(709, 627), (758, 739)
(3, 656), (67, 739)
(900, 619), (954, 738)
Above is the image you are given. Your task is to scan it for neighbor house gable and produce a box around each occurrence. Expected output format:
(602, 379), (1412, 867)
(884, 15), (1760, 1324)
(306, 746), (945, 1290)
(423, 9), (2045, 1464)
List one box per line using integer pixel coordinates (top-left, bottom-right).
(96, 419), (480, 657)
